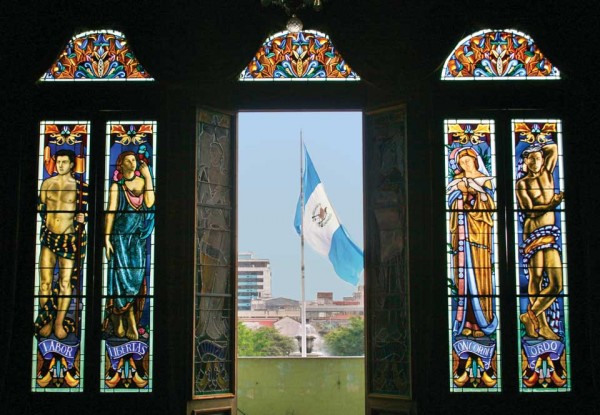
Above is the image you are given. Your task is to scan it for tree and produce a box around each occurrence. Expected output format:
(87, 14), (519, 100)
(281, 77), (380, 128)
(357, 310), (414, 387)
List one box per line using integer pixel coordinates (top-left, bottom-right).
(324, 317), (364, 356)
(237, 322), (297, 356)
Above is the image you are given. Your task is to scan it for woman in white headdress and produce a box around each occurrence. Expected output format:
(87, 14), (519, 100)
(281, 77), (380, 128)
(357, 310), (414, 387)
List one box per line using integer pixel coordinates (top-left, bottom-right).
(447, 147), (498, 338)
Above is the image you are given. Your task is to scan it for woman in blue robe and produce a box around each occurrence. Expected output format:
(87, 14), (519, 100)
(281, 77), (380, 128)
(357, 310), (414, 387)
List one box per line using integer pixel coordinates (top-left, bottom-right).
(104, 151), (155, 341)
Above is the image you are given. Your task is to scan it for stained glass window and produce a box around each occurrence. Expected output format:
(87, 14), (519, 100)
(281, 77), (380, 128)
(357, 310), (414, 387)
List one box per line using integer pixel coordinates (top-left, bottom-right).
(512, 119), (571, 391)
(442, 30), (560, 80)
(32, 121), (90, 391)
(239, 30), (360, 81)
(101, 121), (157, 392)
(365, 107), (411, 397)
(445, 120), (501, 391)
(40, 30), (154, 81)
(194, 109), (235, 396)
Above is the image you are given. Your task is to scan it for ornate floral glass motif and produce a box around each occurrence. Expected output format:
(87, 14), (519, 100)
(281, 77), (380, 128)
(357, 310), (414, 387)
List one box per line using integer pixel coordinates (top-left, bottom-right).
(194, 109), (234, 396)
(101, 121), (157, 392)
(442, 29), (560, 80)
(512, 120), (570, 391)
(32, 121), (90, 391)
(40, 30), (154, 81)
(445, 120), (501, 391)
(240, 30), (360, 81)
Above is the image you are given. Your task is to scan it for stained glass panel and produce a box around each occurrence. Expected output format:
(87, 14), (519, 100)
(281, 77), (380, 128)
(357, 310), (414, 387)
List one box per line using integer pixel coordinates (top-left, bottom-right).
(240, 30), (360, 81)
(512, 119), (571, 391)
(442, 30), (560, 80)
(40, 30), (154, 81)
(364, 107), (411, 397)
(101, 121), (157, 392)
(445, 119), (501, 391)
(194, 110), (235, 396)
(32, 121), (90, 391)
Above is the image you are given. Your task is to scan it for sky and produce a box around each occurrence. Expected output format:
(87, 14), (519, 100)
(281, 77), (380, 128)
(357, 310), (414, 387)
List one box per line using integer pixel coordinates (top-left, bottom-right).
(238, 111), (363, 301)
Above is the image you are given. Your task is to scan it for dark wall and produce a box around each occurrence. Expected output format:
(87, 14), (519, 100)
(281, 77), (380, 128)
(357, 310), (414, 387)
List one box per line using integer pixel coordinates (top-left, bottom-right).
(2, 1), (599, 414)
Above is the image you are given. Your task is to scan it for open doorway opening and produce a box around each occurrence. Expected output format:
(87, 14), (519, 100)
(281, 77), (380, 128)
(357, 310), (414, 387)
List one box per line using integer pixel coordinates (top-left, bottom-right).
(236, 111), (365, 413)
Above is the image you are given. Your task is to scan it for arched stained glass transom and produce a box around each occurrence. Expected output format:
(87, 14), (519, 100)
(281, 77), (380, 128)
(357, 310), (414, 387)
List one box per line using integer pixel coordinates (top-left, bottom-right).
(239, 30), (360, 81)
(442, 29), (560, 80)
(40, 30), (154, 81)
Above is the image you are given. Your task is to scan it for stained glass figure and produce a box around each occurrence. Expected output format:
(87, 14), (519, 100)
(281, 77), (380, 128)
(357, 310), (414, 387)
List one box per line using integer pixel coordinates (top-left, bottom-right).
(32, 121), (90, 391)
(101, 121), (157, 392)
(194, 109), (234, 396)
(442, 30), (560, 80)
(445, 120), (501, 391)
(239, 30), (360, 81)
(40, 30), (154, 81)
(512, 120), (570, 391)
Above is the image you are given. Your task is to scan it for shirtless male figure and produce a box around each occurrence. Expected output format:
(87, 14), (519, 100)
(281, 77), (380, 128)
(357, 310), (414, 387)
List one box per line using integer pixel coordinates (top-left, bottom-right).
(38, 149), (85, 339)
(516, 143), (563, 340)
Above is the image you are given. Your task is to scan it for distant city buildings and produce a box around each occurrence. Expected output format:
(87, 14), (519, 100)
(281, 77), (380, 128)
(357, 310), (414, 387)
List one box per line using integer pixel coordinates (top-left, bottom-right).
(238, 254), (363, 315)
(237, 253), (364, 353)
(309, 286), (363, 321)
(240, 290), (363, 326)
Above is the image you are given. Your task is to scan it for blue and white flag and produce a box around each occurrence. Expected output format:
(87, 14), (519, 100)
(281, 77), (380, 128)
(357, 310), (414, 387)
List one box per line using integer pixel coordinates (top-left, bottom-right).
(294, 145), (363, 285)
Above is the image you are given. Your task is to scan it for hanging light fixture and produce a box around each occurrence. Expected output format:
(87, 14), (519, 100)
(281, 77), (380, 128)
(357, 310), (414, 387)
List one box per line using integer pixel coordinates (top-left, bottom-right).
(286, 15), (303, 33)
(261, 0), (327, 15)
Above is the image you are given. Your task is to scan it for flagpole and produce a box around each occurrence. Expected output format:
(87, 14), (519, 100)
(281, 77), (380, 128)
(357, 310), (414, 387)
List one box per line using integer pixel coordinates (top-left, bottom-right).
(300, 131), (307, 358)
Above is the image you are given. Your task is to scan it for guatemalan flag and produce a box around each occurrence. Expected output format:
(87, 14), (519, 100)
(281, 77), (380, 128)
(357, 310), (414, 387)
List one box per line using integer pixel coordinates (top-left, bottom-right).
(294, 145), (363, 285)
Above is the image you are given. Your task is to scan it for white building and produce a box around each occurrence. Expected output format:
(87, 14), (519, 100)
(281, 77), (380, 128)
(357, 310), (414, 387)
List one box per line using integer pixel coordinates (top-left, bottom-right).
(237, 253), (272, 310)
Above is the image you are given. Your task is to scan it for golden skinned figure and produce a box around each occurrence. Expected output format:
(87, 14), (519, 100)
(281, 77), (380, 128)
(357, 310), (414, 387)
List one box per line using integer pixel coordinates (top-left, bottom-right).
(516, 143), (563, 341)
(37, 150), (85, 340)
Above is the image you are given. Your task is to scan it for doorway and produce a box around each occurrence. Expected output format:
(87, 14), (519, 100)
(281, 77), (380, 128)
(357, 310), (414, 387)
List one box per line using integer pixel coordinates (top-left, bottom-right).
(236, 111), (366, 414)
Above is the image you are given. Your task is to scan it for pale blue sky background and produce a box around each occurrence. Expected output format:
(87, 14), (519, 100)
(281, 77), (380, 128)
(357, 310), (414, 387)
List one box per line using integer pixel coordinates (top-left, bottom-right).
(238, 111), (363, 301)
